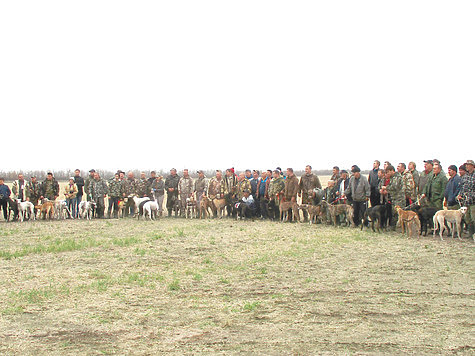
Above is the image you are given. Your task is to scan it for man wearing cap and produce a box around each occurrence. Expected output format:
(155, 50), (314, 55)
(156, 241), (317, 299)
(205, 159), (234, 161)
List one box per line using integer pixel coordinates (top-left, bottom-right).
(84, 169), (96, 202)
(458, 160), (475, 237)
(194, 170), (208, 218)
(165, 168), (181, 217)
(12, 173), (28, 202)
(408, 162), (420, 196)
(444, 165), (462, 210)
(40, 172), (59, 201)
(25, 176), (41, 209)
(208, 170), (226, 218)
(268, 170), (285, 221)
(107, 173), (123, 219)
(89, 172), (109, 218)
(224, 169), (238, 217)
(418, 160), (433, 197)
(239, 189), (257, 220)
(345, 165), (370, 226)
(421, 162), (447, 210)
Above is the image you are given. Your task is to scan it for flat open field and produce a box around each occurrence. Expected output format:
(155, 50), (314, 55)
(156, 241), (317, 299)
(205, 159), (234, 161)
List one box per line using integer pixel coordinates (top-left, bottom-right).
(0, 218), (474, 355)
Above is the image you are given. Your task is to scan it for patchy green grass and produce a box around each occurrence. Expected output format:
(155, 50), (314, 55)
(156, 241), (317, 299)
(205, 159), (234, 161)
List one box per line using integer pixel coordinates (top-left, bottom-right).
(0, 218), (473, 355)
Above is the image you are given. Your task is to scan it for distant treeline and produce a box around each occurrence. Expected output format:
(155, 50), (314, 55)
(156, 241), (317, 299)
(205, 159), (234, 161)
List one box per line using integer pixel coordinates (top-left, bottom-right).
(0, 168), (368, 181)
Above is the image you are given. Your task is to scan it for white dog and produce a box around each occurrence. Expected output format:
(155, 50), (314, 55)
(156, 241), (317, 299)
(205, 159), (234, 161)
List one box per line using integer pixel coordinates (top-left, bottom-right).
(79, 201), (96, 220)
(186, 196), (197, 219)
(132, 196), (151, 219)
(18, 200), (35, 222)
(433, 207), (467, 240)
(143, 200), (159, 220)
(55, 200), (72, 220)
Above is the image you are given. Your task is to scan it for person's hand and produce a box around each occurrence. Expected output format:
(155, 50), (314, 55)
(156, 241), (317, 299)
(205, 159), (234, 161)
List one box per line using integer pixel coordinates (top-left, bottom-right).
(291, 197), (296, 203)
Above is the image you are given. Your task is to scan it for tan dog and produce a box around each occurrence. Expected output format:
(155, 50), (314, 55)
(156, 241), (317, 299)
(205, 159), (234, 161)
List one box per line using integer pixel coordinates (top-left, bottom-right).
(395, 206), (421, 237)
(212, 198), (226, 218)
(433, 207), (467, 240)
(279, 199), (300, 222)
(36, 201), (55, 220)
(323, 201), (355, 227)
(186, 196), (197, 219)
(299, 204), (323, 224)
(118, 199), (125, 218)
(200, 195), (213, 219)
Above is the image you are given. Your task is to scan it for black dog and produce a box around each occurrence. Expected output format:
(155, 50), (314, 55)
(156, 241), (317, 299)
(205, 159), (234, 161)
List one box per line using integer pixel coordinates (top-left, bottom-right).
(361, 205), (387, 233)
(411, 205), (438, 236)
(8, 198), (19, 221)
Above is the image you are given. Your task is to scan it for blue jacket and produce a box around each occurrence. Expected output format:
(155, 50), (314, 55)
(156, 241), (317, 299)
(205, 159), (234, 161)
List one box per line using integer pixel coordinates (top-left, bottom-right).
(444, 174), (461, 206)
(0, 184), (11, 200)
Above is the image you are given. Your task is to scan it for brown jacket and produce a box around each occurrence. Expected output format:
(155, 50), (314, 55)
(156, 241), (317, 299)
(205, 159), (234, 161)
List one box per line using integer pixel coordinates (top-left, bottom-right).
(284, 175), (299, 201)
(299, 173), (321, 194)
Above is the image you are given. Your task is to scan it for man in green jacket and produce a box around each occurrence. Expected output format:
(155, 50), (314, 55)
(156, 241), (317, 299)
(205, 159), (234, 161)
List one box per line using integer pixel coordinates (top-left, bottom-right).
(421, 162), (447, 210)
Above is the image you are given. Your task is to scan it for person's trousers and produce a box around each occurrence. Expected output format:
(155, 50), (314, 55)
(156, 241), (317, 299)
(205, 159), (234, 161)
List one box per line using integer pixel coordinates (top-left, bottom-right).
(352, 201), (366, 227)
(67, 198), (77, 218)
(0, 199), (8, 220)
(154, 193), (164, 214)
(75, 193), (83, 218)
(94, 196), (105, 218)
(108, 197), (120, 218)
(259, 198), (269, 219)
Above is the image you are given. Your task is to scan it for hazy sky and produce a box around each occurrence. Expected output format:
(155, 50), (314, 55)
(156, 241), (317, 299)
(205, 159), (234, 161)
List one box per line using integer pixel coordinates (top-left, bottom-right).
(1, 1), (473, 173)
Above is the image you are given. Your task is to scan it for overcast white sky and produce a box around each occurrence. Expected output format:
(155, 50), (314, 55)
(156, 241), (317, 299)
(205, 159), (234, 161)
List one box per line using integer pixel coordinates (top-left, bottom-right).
(1, 1), (473, 174)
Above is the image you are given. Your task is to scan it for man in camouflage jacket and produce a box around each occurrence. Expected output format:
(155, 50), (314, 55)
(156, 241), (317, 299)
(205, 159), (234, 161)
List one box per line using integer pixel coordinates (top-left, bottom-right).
(268, 170), (285, 220)
(25, 176), (41, 208)
(40, 173), (60, 201)
(421, 163), (448, 211)
(397, 163), (416, 206)
(178, 169), (194, 217)
(107, 173), (123, 218)
(84, 169), (96, 202)
(236, 173), (252, 200)
(89, 172), (109, 218)
(122, 172), (138, 217)
(380, 165), (404, 228)
(194, 170), (208, 218)
(137, 172), (152, 198)
(299, 165), (322, 221)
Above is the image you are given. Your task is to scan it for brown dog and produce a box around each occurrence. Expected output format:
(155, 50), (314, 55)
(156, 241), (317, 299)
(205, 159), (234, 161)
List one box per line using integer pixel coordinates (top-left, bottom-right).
(395, 206), (421, 237)
(323, 201), (355, 227)
(36, 201), (55, 220)
(299, 204), (323, 224)
(279, 199), (300, 222)
(212, 198), (226, 218)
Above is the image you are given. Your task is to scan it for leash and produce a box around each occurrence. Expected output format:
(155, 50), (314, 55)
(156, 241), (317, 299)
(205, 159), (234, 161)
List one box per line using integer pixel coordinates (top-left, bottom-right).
(402, 198), (421, 210)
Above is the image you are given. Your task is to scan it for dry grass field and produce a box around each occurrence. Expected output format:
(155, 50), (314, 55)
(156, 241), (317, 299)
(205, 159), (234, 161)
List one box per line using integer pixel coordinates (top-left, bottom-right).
(0, 216), (474, 355)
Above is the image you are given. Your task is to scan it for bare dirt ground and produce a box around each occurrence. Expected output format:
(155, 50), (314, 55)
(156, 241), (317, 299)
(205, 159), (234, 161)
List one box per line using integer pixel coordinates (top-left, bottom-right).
(0, 216), (473, 355)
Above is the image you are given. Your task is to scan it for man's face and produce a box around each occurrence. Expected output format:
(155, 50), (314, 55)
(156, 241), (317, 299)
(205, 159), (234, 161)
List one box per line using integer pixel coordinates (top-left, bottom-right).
(47, 174), (53, 181)
(378, 170), (384, 179)
(448, 168), (456, 177)
(140, 173), (146, 179)
(245, 171), (251, 178)
(333, 168), (338, 175)
(341, 173), (348, 180)
(273, 172), (279, 179)
(226, 170), (232, 177)
(119, 173), (125, 179)
(460, 169), (466, 176)
(171, 169), (177, 177)
(286, 169), (293, 177)
(466, 164), (474, 173)
(387, 170), (395, 179)
(75, 170), (80, 177)
(253, 172), (259, 179)
(94, 173), (100, 180)
(128, 172), (134, 179)
(354, 172), (361, 179)
(31, 177), (37, 183)
(305, 166), (311, 175)
(183, 169), (189, 177)
(384, 162), (389, 169)
(373, 161), (380, 169)
(151, 172), (156, 178)
(199, 172), (204, 179)
(216, 172), (222, 180)
(397, 164), (404, 174)
(261, 172), (267, 179)
(18, 174), (24, 181)
(115, 174), (119, 180)
(0, 179), (4, 185)
(408, 162), (415, 170)
(266, 171), (272, 178)
(238, 173), (245, 181)
(90, 172), (95, 177)
(433, 164), (441, 175)
(424, 163), (433, 172)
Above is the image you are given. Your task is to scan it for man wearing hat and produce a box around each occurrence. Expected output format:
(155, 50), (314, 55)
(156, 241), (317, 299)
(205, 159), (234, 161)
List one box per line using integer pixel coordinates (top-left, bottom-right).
(458, 160), (475, 237)
(345, 165), (370, 226)
(443, 165), (461, 210)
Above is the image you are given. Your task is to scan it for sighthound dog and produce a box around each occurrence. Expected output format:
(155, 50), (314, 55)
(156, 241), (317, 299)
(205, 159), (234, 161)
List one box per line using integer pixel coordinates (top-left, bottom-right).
(186, 196), (197, 219)
(361, 205), (387, 233)
(55, 200), (72, 220)
(395, 206), (421, 237)
(323, 201), (354, 227)
(143, 200), (159, 220)
(213, 198), (226, 219)
(199, 195), (214, 219)
(433, 207), (467, 240)
(279, 199), (300, 223)
(18, 200), (35, 222)
(37, 200), (55, 220)
(411, 205), (438, 236)
(78, 201), (96, 220)
(299, 204), (323, 224)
